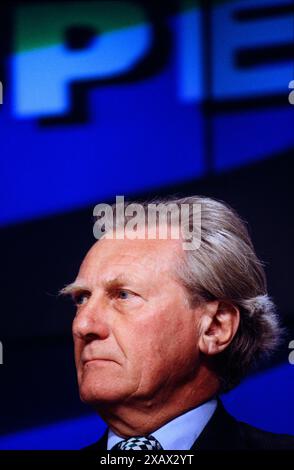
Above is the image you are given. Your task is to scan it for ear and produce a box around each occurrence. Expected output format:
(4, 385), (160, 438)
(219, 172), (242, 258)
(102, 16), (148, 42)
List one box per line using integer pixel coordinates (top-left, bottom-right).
(198, 300), (240, 356)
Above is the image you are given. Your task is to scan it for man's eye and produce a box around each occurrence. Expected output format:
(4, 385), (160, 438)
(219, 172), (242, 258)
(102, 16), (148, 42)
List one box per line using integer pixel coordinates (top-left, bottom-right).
(117, 290), (133, 300)
(73, 293), (89, 306)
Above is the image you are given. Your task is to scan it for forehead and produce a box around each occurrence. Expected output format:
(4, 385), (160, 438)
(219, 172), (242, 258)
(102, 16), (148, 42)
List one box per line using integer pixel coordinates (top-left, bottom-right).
(77, 236), (183, 285)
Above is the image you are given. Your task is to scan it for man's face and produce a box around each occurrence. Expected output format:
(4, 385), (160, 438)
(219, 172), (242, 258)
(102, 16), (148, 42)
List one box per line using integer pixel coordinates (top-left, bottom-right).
(72, 235), (201, 408)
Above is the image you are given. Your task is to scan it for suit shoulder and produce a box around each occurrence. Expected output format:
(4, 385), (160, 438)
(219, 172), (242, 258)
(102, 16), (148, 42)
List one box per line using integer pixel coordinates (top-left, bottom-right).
(81, 441), (100, 451)
(238, 421), (294, 450)
(81, 430), (108, 451)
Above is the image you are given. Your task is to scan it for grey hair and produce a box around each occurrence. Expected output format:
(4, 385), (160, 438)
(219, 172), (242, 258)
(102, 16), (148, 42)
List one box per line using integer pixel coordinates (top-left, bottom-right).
(172, 196), (283, 391)
(98, 195), (284, 392)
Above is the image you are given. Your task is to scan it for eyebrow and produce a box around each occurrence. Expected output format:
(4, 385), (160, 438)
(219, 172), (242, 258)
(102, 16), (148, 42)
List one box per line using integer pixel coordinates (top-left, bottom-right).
(59, 275), (135, 297)
(59, 282), (90, 297)
(104, 275), (133, 290)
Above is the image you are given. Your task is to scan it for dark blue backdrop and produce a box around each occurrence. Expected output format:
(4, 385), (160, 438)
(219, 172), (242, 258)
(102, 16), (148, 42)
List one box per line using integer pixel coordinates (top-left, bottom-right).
(0, 0), (293, 448)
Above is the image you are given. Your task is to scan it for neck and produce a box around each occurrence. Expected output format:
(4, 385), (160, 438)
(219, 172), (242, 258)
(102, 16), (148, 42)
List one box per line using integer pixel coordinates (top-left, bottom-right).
(95, 367), (220, 437)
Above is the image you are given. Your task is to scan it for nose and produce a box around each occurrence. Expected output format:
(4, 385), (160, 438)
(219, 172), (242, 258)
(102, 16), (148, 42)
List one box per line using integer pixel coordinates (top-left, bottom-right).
(72, 296), (110, 342)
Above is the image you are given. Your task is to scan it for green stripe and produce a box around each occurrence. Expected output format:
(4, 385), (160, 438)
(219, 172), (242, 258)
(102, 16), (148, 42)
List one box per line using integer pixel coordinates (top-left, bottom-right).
(15, 1), (148, 53)
(15, 0), (236, 53)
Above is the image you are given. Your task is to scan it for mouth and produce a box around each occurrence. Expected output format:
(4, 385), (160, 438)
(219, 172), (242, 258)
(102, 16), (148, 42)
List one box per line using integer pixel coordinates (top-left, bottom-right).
(83, 358), (115, 366)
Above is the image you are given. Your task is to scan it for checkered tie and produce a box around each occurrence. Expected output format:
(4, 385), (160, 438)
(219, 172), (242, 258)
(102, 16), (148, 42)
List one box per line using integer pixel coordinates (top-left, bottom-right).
(112, 435), (163, 450)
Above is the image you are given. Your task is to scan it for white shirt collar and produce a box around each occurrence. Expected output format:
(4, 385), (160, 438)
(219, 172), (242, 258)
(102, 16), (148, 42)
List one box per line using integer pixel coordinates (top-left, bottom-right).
(107, 399), (217, 450)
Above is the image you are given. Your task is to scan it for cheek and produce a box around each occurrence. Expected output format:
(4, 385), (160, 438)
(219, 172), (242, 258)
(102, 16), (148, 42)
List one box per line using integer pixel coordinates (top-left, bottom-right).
(158, 315), (196, 362)
(127, 307), (198, 374)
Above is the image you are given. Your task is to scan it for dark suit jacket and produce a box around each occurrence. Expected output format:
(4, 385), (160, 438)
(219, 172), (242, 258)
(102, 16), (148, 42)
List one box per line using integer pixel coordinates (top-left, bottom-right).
(82, 400), (294, 451)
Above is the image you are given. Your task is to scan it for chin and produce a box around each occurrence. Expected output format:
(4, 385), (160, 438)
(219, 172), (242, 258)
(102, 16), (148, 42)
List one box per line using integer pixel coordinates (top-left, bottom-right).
(78, 372), (131, 405)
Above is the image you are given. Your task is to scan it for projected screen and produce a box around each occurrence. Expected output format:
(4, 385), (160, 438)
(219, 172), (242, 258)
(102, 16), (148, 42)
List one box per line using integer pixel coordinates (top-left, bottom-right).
(1, 0), (293, 225)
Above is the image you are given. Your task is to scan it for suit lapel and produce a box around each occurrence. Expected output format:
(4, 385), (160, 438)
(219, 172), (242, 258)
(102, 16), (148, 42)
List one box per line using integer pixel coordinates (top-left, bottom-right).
(192, 400), (245, 450)
(82, 429), (108, 451)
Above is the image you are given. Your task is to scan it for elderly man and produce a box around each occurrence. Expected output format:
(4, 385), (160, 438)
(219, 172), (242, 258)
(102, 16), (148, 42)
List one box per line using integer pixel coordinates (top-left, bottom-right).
(62, 196), (294, 450)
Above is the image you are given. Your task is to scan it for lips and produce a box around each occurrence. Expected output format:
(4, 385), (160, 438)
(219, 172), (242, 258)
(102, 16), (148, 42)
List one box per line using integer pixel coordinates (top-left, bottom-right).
(82, 357), (114, 365)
